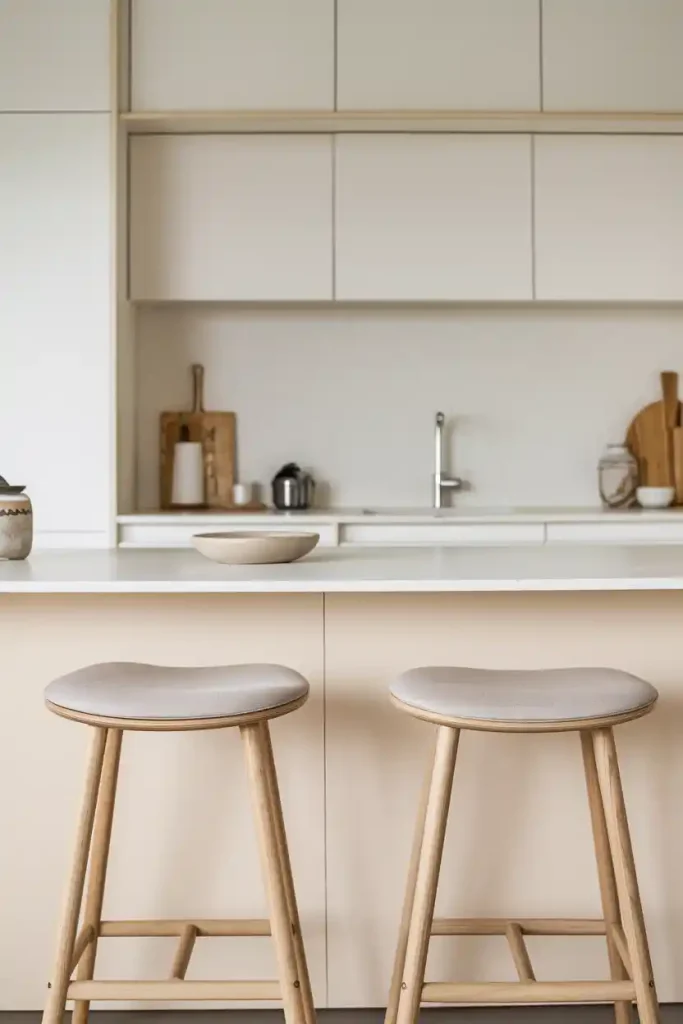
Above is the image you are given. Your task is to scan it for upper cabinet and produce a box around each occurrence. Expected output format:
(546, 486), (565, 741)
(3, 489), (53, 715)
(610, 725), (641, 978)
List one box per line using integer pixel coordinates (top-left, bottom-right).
(337, 0), (541, 111)
(0, 0), (110, 111)
(131, 0), (334, 110)
(130, 135), (333, 301)
(335, 135), (533, 301)
(542, 0), (683, 112)
(534, 136), (683, 301)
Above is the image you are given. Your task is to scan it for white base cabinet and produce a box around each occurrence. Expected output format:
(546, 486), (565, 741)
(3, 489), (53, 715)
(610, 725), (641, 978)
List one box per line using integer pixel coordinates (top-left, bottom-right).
(335, 135), (533, 301)
(130, 135), (334, 301)
(535, 136), (683, 301)
(0, 114), (112, 539)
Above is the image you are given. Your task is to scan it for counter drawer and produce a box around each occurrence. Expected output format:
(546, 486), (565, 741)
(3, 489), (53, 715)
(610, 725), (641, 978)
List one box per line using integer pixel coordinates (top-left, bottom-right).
(547, 522), (683, 545)
(340, 523), (545, 546)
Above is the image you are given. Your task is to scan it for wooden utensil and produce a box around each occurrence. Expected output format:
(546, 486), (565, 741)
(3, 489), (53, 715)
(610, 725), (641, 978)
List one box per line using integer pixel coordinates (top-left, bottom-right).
(160, 364), (236, 509)
(626, 371), (680, 490)
(674, 427), (683, 505)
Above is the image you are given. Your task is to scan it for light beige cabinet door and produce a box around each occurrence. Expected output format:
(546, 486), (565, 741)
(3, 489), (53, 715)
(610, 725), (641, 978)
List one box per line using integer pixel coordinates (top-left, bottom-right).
(0, 115), (111, 542)
(337, 0), (540, 110)
(0, 0), (110, 111)
(335, 135), (533, 301)
(130, 135), (333, 301)
(542, 0), (683, 112)
(131, 0), (334, 110)
(0, 595), (326, 1008)
(535, 136), (683, 300)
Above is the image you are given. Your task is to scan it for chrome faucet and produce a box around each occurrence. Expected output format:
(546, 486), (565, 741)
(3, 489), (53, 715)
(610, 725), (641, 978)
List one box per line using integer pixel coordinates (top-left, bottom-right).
(433, 411), (463, 508)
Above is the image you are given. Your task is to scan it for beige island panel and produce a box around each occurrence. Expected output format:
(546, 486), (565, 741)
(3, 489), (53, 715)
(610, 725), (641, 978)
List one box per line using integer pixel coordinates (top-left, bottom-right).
(0, 551), (681, 1007)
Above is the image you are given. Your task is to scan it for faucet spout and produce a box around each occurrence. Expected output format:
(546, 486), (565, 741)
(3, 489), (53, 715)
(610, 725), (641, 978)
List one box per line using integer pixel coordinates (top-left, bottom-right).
(433, 411), (463, 509)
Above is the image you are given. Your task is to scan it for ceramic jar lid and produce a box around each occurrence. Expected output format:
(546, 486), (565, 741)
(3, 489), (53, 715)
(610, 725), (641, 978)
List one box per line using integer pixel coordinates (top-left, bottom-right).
(0, 475), (26, 495)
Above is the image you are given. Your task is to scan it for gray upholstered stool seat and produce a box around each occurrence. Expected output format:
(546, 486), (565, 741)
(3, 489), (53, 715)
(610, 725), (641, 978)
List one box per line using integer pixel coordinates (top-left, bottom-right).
(45, 661), (309, 722)
(391, 665), (658, 728)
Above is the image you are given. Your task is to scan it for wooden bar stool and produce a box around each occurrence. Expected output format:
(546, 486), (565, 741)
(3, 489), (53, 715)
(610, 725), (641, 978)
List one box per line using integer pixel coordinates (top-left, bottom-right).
(42, 661), (315, 1024)
(386, 666), (660, 1024)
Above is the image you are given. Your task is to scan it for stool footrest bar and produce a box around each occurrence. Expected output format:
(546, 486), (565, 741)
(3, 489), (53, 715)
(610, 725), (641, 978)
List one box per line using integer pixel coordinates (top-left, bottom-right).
(421, 980), (636, 1004)
(431, 917), (607, 936)
(99, 919), (271, 937)
(67, 980), (281, 1001)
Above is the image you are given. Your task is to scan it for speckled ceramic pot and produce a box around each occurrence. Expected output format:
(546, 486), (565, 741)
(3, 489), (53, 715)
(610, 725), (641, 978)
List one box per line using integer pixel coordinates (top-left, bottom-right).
(0, 492), (32, 559)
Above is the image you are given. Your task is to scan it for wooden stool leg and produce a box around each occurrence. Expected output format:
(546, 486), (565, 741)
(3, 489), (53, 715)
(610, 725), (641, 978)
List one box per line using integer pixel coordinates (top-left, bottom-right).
(581, 731), (632, 1024)
(260, 721), (316, 1024)
(242, 722), (306, 1024)
(42, 728), (107, 1024)
(385, 735), (435, 1024)
(395, 726), (460, 1024)
(593, 728), (660, 1024)
(72, 729), (123, 1024)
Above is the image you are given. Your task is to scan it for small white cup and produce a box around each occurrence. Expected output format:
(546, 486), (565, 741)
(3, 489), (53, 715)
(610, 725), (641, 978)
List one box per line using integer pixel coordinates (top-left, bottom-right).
(232, 482), (252, 507)
(636, 486), (675, 509)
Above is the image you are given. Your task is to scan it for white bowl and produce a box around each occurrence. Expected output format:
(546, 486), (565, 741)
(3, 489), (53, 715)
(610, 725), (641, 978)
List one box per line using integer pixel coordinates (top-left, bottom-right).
(192, 531), (319, 565)
(636, 486), (675, 509)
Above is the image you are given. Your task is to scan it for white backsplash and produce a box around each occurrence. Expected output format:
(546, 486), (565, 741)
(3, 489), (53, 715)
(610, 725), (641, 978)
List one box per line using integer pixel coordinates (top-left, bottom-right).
(136, 304), (683, 510)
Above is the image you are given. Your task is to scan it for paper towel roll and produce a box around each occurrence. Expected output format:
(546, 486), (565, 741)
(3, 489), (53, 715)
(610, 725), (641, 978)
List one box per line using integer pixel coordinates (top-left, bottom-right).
(171, 442), (204, 506)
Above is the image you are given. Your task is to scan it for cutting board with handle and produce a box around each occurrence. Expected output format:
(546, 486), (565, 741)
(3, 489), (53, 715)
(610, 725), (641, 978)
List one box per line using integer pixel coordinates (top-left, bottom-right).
(160, 364), (236, 509)
(626, 371), (680, 490)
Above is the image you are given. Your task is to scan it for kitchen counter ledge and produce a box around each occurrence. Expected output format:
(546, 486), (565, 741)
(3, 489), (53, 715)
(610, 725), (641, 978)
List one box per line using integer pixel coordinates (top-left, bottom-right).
(4, 545), (683, 593)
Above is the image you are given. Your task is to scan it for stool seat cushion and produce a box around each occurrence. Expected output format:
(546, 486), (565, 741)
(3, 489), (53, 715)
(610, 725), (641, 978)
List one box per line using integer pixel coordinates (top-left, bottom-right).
(45, 662), (309, 721)
(391, 666), (658, 725)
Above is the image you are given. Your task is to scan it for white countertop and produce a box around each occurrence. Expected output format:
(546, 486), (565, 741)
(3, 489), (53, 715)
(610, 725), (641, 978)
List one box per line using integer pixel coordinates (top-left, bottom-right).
(4, 545), (683, 593)
(119, 505), (683, 525)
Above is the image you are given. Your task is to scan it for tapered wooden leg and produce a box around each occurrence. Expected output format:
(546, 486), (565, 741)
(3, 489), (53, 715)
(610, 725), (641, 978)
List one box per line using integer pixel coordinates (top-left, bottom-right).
(242, 723), (305, 1024)
(581, 730), (631, 1024)
(72, 729), (123, 1024)
(593, 729), (660, 1024)
(260, 721), (315, 1024)
(42, 728), (107, 1024)
(385, 736), (435, 1024)
(395, 726), (459, 1024)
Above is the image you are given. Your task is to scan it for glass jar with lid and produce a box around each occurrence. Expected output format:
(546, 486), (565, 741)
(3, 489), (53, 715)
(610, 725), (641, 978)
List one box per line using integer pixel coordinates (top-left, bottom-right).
(598, 444), (638, 508)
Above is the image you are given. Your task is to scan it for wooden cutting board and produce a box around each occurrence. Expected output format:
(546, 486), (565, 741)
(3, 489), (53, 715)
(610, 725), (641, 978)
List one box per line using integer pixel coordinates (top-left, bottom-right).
(160, 365), (236, 509)
(626, 371), (680, 489)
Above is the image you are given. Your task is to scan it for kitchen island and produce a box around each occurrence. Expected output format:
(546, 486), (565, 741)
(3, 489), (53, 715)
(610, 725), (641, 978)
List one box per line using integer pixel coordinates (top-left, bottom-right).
(1, 545), (682, 1010)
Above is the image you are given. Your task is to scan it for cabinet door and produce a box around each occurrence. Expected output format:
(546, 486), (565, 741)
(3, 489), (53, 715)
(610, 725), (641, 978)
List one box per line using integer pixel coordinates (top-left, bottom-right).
(0, 0), (109, 111)
(130, 135), (333, 301)
(543, 0), (683, 112)
(0, 115), (111, 540)
(335, 135), (533, 301)
(131, 0), (334, 110)
(337, 0), (540, 110)
(535, 136), (683, 301)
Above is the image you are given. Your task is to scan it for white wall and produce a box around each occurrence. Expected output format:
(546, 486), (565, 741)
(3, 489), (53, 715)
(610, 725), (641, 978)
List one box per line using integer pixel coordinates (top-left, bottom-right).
(136, 305), (683, 511)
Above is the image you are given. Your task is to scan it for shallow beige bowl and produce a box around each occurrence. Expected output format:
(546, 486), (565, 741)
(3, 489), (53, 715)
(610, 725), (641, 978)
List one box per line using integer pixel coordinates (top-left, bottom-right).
(192, 531), (320, 565)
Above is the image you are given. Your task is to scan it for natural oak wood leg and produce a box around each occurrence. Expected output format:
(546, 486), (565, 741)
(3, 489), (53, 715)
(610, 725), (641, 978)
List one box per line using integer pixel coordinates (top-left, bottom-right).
(593, 728), (660, 1024)
(260, 721), (315, 1024)
(581, 730), (632, 1024)
(242, 723), (305, 1024)
(42, 728), (107, 1024)
(72, 729), (123, 1024)
(385, 736), (435, 1024)
(395, 726), (459, 1024)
